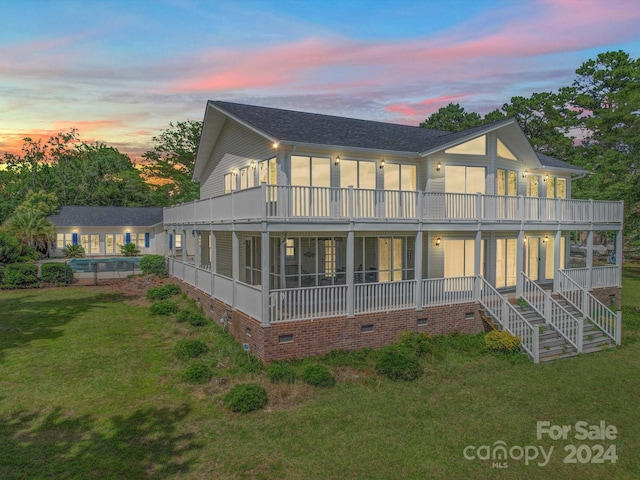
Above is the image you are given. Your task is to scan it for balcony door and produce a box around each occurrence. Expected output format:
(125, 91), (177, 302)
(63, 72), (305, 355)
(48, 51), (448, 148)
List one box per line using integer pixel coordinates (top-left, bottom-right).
(525, 237), (540, 281)
(496, 238), (517, 289)
(290, 156), (331, 216)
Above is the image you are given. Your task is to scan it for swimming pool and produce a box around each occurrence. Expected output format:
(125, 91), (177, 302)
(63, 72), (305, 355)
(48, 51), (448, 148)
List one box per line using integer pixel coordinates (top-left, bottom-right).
(68, 257), (143, 273)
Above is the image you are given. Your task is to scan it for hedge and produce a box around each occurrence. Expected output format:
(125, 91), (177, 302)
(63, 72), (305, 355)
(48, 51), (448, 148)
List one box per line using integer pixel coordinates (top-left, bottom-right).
(41, 263), (74, 285)
(4, 263), (39, 287)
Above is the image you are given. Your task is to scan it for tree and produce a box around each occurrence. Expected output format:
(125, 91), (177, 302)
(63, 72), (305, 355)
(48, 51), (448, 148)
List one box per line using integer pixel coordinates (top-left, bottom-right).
(420, 103), (484, 132)
(2, 208), (56, 255)
(142, 120), (202, 205)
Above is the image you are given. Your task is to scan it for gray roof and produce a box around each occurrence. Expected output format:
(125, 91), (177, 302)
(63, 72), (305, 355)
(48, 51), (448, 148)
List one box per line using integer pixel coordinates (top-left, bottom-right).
(210, 101), (584, 172)
(48, 206), (164, 227)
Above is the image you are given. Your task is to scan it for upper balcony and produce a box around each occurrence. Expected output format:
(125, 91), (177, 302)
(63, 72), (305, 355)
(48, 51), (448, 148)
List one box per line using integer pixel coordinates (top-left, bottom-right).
(164, 184), (623, 229)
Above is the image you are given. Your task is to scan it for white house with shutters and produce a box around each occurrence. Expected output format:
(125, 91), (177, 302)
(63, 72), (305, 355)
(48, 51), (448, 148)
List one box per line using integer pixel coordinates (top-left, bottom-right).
(163, 101), (623, 363)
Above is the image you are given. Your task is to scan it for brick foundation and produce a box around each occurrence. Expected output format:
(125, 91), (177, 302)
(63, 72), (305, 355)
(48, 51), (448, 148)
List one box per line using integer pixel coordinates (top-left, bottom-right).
(590, 286), (621, 311)
(171, 278), (484, 363)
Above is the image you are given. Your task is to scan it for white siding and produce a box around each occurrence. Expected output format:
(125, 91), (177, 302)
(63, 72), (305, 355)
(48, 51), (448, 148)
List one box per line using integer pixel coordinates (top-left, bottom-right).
(199, 119), (274, 199)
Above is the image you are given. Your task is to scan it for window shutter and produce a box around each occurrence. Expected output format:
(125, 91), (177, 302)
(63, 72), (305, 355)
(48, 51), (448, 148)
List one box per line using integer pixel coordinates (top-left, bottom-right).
(144, 232), (150, 248)
(72, 233), (78, 246)
(125, 232), (131, 244)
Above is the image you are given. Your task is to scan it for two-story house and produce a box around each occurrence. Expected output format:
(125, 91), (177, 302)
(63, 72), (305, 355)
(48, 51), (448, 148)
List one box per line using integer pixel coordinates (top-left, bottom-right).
(163, 101), (623, 363)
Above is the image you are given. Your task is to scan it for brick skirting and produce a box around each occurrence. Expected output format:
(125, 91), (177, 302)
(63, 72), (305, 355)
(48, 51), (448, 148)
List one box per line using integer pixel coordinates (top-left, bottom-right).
(170, 278), (484, 363)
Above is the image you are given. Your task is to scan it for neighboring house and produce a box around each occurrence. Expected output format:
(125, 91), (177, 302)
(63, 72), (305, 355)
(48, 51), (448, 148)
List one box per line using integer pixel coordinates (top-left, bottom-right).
(48, 206), (164, 257)
(164, 101), (623, 363)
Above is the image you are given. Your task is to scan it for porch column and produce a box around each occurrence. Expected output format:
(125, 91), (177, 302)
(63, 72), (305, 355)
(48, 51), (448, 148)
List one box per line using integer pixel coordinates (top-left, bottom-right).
(232, 230), (239, 309)
(553, 230), (561, 293)
(616, 229), (623, 287)
(516, 230), (525, 297)
(586, 230), (593, 289)
(414, 230), (423, 311)
(261, 230), (270, 326)
(164, 230), (171, 258)
(194, 230), (201, 267)
(474, 230), (482, 276)
(181, 229), (187, 264)
(210, 230), (217, 296)
(346, 230), (354, 318)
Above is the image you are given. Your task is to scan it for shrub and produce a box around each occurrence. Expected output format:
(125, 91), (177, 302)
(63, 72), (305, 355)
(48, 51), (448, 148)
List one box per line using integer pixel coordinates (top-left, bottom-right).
(485, 330), (522, 353)
(0, 266), (4, 284)
(140, 255), (167, 276)
(62, 244), (85, 258)
(300, 364), (336, 388)
(0, 232), (21, 264)
(149, 299), (179, 316)
(3, 263), (39, 287)
(174, 340), (209, 361)
(398, 332), (432, 357)
(266, 362), (297, 384)
(181, 362), (213, 384)
(120, 242), (140, 256)
(146, 283), (181, 301)
(223, 383), (268, 413)
(375, 345), (422, 381)
(175, 307), (208, 326)
(40, 262), (74, 285)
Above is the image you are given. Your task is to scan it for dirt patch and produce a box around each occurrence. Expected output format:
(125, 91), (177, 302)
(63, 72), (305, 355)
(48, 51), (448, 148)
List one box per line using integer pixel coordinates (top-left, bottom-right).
(92, 275), (174, 305)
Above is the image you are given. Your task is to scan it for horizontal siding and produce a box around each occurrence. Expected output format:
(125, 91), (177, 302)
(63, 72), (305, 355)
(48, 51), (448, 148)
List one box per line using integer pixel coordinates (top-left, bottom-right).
(200, 119), (274, 199)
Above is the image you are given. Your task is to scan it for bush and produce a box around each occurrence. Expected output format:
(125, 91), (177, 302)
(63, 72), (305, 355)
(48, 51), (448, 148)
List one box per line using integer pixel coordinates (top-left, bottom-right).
(375, 345), (422, 381)
(149, 299), (179, 316)
(40, 262), (74, 285)
(140, 255), (167, 276)
(223, 383), (268, 413)
(3, 263), (39, 287)
(146, 283), (181, 301)
(62, 244), (85, 258)
(120, 242), (140, 256)
(0, 266), (4, 284)
(181, 362), (213, 384)
(266, 362), (297, 384)
(300, 364), (336, 388)
(175, 306), (208, 326)
(174, 340), (209, 360)
(0, 232), (21, 264)
(485, 330), (522, 353)
(398, 332), (432, 356)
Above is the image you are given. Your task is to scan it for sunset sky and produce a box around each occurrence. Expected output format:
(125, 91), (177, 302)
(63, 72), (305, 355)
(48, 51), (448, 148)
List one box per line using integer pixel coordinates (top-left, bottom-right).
(2, 0), (640, 161)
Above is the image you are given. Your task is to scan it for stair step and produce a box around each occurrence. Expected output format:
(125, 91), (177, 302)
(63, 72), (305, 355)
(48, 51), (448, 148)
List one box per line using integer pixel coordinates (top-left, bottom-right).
(539, 351), (579, 362)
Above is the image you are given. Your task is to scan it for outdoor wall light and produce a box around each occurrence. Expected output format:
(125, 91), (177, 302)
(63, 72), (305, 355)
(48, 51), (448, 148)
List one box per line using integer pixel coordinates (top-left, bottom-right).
(379, 158), (385, 169)
(543, 173), (549, 182)
(435, 237), (442, 246)
(436, 161), (442, 171)
(272, 141), (280, 149)
(335, 155), (340, 166)
(250, 160), (256, 169)
(542, 236), (548, 244)
(522, 169), (528, 178)
(231, 168), (238, 176)
(523, 236), (528, 243)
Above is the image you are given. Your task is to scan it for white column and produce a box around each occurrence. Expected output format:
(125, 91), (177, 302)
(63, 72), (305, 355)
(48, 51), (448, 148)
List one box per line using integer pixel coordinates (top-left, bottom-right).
(616, 230), (623, 287)
(261, 230), (270, 326)
(181, 229), (187, 264)
(553, 230), (561, 292)
(232, 230), (239, 309)
(414, 230), (423, 310)
(586, 230), (593, 289)
(346, 230), (354, 318)
(474, 230), (482, 277)
(210, 230), (216, 296)
(194, 230), (201, 267)
(516, 230), (524, 297)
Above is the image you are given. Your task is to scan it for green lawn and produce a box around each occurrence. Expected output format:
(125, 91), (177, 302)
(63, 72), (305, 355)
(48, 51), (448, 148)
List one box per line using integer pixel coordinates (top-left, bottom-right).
(1, 271), (640, 480)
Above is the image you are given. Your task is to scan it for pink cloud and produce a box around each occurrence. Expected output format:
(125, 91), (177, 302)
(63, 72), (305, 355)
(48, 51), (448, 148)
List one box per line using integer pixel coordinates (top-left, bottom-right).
(385, 95), (469, 117)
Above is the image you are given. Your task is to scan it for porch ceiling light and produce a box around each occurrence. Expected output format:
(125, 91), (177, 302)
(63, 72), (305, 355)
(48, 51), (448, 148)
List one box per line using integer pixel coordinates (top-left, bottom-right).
(522, 169), (528, 178)
(380, 158), (385, 169)
(435, 237), (442, 246)
(335, 155), (340, 166)
(436, 161), (441, 171)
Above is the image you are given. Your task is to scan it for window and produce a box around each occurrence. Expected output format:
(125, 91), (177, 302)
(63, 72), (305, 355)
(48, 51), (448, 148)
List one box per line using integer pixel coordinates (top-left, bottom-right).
(354, 236), (414, 283)
(497, 138), (517, 160)
(284, 236), (346, 287)
(243, 236), (261, 285)
(285, 239), (295, 258)
(80, 234), (100, 255)
(445, 166), (486, 194)
(259, 157), (276, 184)
(290, 155), (331, 216)
(526, 175), (539, 197)
(105, 234), (116, 254)
(384, 163), (416, 191)
(497, 169), (518, 196)
(224, 173), (237, 194)
(56, 233), (73, 249)
(340, 159), (376, 189)
(175, 234), (182, 250)
(445, 135), (486, 155)
(546, 177), (566, 199)
(496, 238), (517, 288)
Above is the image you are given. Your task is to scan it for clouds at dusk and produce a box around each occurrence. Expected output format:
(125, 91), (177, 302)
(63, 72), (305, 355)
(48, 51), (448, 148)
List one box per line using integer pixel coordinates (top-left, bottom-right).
(1, 0), (639, 160)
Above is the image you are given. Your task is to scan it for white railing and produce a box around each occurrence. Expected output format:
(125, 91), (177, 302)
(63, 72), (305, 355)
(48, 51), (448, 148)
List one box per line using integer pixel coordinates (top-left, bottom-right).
(477, 276), (539, 363)
(521, 272), (582, 351)
(164, 185), (624, 226)
(354, 280), (416, 314)
(556, 270), (621, 345)
(235, 282), (262, 321)
(269, 284), (347, 323)
(196, 266), (212, 295)
(421, 276), (475, 306)
(562, 266), (620, 289)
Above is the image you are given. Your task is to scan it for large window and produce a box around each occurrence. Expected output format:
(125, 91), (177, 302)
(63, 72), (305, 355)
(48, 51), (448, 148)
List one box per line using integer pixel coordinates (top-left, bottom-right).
(259, 157), (276, 185)
(291, 156), (331, 216)
(497, 169), (518, 196)
(353, 236), (414, 283)
(496, 238), (517, 289)
(444, 239), (484, 278)
(284, 236), (346, 287)
(497, 138), (517, 160)
(384, 163), (416, 191)
(546, 177), (567, 199)
(243, 236), (261, 285)
(445, 166), (486, 194)
(340, 159), (376, 189)
(445, 136), (486, 155)
(526, 175), (539, 197)
(80, 234), (100, 255)
(224, 173), (236, 194)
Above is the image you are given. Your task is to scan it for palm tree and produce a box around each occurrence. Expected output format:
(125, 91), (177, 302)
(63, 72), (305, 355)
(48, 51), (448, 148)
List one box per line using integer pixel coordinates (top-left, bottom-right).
(2, 208), (56, 256)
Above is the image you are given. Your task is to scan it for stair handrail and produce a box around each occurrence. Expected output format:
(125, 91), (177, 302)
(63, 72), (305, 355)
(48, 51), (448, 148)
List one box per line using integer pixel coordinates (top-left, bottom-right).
(476, 275), (539, 363)
(557, 269), (621, 345)
(520, 272), (583, 352)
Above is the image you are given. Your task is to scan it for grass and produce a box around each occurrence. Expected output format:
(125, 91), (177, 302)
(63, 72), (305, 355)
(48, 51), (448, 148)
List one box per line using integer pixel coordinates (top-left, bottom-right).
(0, 270), (639, 479)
